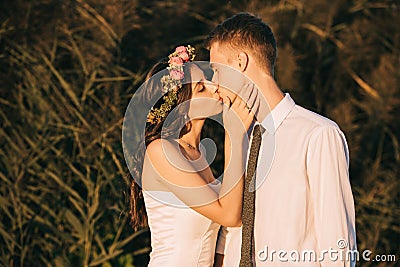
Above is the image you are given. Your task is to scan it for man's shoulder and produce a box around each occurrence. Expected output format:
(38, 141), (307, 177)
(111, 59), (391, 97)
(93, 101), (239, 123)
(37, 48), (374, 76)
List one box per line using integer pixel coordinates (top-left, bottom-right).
(290, 104), (339, 130)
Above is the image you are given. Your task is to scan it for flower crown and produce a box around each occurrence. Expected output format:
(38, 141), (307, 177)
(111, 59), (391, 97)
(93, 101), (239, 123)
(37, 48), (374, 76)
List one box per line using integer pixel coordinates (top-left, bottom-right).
(147, 45), (196, 124)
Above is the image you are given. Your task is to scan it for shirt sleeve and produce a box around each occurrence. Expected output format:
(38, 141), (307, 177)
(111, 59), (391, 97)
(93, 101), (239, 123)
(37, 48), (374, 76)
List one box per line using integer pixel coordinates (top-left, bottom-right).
(306, 126), (357, 266)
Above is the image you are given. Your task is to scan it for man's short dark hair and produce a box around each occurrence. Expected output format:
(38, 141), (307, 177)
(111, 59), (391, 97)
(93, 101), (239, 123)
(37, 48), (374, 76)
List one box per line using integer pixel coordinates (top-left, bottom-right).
(205, 12), (277, 75)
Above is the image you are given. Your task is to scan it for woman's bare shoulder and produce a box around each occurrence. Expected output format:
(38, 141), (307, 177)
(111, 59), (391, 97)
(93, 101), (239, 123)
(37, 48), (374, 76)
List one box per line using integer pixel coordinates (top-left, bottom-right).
(146, 139), (181, 163)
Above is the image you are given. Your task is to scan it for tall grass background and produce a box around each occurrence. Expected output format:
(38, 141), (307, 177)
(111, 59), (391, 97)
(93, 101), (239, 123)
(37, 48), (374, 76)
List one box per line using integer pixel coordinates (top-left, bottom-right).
(0, 0), (399, 266)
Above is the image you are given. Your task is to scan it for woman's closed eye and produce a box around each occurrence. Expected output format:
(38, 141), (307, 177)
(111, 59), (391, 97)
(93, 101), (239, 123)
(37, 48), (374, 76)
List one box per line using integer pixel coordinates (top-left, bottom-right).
(198, 84), (206, 92)
(195, 81), (206, 92)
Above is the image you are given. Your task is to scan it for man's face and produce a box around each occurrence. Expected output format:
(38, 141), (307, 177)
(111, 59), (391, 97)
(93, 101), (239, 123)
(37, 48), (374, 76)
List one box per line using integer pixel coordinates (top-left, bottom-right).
(209, 42), (247, 102)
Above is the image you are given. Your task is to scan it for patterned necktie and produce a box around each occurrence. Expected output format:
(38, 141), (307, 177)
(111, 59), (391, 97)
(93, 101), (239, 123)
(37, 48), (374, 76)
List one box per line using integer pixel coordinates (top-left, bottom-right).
(240, 124), (263, 267)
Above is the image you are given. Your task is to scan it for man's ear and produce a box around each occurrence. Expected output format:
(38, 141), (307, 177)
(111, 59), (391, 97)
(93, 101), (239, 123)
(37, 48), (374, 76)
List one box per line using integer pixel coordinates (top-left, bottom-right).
(237, 52), (249, 72)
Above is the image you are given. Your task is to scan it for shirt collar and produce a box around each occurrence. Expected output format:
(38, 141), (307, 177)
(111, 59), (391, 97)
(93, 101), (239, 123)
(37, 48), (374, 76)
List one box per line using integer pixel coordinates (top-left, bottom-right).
(260, 93), (295, 134)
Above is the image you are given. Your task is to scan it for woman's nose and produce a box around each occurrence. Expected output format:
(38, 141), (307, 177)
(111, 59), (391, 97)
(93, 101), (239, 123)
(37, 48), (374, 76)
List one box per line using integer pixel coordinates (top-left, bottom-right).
(207, 81), (218, 94)
(211, 70), (219, 84)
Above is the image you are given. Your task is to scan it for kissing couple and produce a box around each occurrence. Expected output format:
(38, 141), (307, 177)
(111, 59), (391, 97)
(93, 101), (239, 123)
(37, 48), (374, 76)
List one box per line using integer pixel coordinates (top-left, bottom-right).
(123, 12), (356, 267)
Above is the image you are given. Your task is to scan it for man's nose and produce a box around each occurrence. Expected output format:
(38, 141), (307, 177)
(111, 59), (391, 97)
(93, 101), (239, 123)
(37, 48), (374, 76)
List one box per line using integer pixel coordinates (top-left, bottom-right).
(211, 72), (218, 84)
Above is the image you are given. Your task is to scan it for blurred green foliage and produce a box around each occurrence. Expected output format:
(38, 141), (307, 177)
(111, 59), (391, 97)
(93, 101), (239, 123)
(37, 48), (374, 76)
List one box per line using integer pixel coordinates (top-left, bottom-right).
(0, 0), (399, 266)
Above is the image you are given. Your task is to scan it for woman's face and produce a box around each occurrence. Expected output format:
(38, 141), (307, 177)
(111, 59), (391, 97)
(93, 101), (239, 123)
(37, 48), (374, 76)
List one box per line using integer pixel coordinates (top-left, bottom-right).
(187, 65), (223, 119)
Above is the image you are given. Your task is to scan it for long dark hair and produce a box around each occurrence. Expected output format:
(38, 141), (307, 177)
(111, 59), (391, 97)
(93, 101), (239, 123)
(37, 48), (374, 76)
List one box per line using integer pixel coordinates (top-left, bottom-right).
(129, 60), (193, 231)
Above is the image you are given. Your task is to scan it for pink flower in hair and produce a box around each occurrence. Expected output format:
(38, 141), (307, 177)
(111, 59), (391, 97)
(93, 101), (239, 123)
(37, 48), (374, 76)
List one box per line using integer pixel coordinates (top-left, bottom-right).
(170, 69), (184, 80)
(175, 46), (187, 53)
(169, 56), (183, 66)
(179, 51), (189, 62)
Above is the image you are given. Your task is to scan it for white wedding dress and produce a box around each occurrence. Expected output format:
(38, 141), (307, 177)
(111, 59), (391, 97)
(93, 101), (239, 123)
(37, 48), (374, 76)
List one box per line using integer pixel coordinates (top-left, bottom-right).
(143, 180), (221, 266)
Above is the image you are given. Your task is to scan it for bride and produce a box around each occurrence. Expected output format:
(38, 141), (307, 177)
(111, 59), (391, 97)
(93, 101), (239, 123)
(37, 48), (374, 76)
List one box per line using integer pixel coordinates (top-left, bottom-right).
(127, 45), (256, 266)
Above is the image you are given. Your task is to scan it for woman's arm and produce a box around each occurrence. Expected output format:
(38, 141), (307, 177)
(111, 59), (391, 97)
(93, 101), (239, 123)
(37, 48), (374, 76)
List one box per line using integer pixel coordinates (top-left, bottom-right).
(144, 131), (244, 227)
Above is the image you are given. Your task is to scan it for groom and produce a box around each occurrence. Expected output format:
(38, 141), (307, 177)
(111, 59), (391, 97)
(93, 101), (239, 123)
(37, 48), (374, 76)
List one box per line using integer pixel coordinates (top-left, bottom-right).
(206, 13), (357, 266)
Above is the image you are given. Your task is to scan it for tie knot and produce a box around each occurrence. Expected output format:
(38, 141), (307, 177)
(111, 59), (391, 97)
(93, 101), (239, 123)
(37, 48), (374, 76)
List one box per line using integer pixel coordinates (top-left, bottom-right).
(253, 124), (263, 138)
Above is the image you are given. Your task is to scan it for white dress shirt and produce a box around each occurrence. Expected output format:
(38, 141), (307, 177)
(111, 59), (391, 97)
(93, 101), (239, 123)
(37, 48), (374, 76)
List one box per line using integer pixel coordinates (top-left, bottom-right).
(216, 94), (356, 266)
